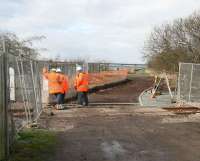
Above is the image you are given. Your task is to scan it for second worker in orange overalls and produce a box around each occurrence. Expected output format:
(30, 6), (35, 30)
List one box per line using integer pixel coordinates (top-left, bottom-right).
(74, 66), (89, 106)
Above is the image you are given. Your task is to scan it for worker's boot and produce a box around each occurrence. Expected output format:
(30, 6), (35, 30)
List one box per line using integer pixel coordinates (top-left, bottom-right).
(59, 104), (64, 110)
(56, 104), (60, 110)
(82, 102), (88, 107)
(56, 104), (64, 110)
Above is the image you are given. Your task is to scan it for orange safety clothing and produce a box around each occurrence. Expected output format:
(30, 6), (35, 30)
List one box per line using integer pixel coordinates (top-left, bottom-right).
(74, 72), (89, 92)
(43, 70), (64, 94)
(59, 73), (69, 93)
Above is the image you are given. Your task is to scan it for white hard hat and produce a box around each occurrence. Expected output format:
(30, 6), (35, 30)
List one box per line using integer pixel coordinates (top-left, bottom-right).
(76, 66), (82, 71)
(56, 68), (62, 73)
(50, 68), (56, 72)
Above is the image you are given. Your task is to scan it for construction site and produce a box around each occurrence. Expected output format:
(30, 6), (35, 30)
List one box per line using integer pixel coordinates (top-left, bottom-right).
(1, 40), (200, 161)
(1, 1), (200, 161)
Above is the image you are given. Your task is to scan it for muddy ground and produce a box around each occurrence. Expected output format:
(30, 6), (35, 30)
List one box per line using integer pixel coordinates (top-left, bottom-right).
(40, 107), (200, 161)
(89, 76), (153, 103)
(39, 75), (200, 161)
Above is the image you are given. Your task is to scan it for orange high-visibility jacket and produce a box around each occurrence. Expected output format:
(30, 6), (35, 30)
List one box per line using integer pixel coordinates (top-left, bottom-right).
(74, 72), (89, 92)
(60, 73), (69, 93)
(43, 71), (64, 94)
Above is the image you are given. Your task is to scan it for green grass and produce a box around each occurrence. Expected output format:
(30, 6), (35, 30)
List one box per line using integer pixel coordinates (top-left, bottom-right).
(128, 69), (151, 78)
(10, 129), (57, 161)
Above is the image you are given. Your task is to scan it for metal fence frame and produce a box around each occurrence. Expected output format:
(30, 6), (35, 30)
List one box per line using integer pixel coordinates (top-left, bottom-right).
(0, 48), (9, 161)
(0, 42), (44, 161)
(0, 39), (143, 160)
(178, 62), (200, 106)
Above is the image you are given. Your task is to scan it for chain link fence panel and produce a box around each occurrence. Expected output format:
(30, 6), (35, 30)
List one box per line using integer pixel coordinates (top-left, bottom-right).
(0, 49), (44, 161)
(178, 63), (200, 105)
(0, 39), (138, 160)
(7, 52), (42, 130)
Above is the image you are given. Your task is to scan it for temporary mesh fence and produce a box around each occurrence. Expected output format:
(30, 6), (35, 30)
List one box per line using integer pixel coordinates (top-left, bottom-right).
(0, 41), (137, 160)
(89, 70), (128, 87)
(9, 52), (43, 130)
(0, 49), (43, 161)
(178, 62), (200, 106)
(38, 62), (129, 104)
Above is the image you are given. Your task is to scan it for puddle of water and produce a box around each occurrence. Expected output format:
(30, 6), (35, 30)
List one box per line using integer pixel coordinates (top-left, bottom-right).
(101, 141), (126, 160)
(49, 124), (74, 132)
(162, 114), (200, 123)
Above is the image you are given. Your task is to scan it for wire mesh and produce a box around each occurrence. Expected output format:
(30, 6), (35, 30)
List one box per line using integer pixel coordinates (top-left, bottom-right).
(178, 62), (200, 104)
(0, 39), (138, 160)
(8, 52), (43, 130)
(33, 62), (131, 105)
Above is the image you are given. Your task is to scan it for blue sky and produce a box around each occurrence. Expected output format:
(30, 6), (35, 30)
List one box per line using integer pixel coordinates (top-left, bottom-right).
(1, 0), (200, 63)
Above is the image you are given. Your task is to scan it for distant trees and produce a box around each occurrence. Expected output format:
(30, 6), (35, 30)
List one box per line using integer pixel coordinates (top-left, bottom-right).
(144, 11), (200, 73)
(0, 32), (45, 59)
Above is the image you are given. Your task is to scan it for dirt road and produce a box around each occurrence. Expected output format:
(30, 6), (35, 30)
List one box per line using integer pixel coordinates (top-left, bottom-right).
(39, 76), (200, 161)
(40, 107), (200, 161)
(89, 76), (153, 103)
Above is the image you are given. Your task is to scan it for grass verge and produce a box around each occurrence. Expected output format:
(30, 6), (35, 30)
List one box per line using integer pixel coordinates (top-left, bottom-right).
(10, 129), (56, 161)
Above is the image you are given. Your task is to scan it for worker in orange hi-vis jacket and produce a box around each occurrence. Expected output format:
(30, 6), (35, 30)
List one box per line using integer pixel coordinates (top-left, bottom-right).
(56, 68), (69, 109)
(43, 67), (64, 114)
(74, 66), (89, 106)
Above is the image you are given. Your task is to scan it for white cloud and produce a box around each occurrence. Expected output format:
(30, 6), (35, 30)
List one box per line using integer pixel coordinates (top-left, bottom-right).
(0, 0), (200, 63)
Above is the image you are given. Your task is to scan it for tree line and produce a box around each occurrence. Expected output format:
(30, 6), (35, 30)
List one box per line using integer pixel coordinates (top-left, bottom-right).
(144, 11), (200, 73)
(0, 32), (45, 59)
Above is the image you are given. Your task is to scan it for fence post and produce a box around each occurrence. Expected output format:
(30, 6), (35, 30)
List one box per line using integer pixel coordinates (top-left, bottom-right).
(1, 38), (9, 161)
(178, 63), (181, 101)
(189, 64), (194, 102)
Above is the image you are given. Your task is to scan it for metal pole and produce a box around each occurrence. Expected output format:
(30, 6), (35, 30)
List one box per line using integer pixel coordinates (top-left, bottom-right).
(2, 38), (9, 160)
(20, 58), (32, 123)
(189, 64), (194, 102)
(164, 73), (173, 99)
(34, 61), (43, 118)
(15, 57), (29, 124)
(178, 63), (181, 101)
(30, 60), (38, 119)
